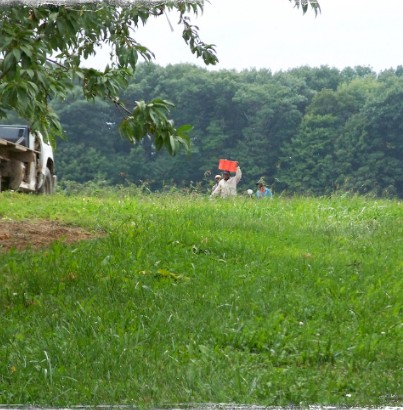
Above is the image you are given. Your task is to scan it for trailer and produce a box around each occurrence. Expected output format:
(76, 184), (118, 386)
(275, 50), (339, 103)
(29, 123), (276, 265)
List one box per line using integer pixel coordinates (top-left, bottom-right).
(0, 125), (56, 194)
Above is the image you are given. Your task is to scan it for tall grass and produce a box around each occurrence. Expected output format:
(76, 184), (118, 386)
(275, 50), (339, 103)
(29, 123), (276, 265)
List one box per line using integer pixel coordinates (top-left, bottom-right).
(0, 190), (402, 407)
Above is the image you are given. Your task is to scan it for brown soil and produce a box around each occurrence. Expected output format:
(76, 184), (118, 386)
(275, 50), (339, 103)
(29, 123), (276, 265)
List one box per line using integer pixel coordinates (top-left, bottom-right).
(0, 220), (101, 252)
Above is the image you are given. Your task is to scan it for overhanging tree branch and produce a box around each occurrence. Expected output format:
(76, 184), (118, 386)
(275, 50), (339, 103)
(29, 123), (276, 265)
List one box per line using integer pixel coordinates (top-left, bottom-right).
(0, 0), (320, 152)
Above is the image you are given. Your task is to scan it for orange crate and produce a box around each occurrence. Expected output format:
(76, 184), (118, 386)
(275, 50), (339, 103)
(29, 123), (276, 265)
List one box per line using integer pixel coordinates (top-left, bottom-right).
(218, 159), (237, 172)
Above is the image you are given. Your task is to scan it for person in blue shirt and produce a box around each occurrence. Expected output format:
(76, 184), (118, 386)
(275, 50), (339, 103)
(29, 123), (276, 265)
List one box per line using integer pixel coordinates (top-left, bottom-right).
(256, 180), (272, 199)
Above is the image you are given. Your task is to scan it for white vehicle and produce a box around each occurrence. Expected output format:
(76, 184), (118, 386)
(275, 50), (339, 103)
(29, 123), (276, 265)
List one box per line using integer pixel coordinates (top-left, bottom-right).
(0, 125), (56, 194)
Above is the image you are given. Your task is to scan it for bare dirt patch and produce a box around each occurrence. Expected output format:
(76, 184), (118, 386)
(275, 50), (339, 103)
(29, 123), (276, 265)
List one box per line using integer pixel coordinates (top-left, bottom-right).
(0, 220), (101, 252)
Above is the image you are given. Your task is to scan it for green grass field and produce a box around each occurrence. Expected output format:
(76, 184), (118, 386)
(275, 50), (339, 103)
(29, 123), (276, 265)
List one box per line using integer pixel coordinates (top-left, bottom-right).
(0, 189), (402, 408)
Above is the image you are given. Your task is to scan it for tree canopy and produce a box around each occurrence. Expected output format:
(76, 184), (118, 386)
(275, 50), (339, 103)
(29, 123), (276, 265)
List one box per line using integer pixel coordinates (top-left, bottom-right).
(0, 0), (320, 153)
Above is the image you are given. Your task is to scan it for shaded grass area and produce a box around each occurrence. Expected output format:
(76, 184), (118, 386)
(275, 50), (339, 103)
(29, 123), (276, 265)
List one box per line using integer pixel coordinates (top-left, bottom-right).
(0, 192), (402, 407)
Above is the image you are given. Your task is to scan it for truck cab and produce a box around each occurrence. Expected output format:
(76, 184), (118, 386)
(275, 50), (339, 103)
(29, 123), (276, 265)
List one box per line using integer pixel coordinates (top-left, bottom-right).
(0, 125), (56, 194)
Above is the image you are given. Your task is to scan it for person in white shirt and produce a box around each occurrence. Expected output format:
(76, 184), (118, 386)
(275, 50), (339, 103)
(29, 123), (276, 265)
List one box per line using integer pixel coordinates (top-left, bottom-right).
(211, 174), (222, 194)
(211, 165), (242, 197)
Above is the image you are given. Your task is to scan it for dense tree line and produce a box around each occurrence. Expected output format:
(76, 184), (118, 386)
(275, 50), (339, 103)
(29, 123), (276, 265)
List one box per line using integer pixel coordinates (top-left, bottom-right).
(53, 63), (403, 198)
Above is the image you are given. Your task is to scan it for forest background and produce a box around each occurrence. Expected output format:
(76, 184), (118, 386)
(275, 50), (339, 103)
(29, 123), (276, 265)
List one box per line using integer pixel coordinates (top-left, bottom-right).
(5, 62), (403, 197)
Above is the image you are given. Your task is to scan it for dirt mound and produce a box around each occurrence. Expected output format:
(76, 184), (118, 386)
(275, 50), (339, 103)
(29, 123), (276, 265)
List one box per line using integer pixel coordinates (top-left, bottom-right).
(0, 220), (101, 252)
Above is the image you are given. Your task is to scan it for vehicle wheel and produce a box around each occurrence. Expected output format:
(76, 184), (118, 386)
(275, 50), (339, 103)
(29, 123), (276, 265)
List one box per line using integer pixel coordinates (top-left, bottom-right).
(8, 160), (24, 190)
(38, 167), (54, 194)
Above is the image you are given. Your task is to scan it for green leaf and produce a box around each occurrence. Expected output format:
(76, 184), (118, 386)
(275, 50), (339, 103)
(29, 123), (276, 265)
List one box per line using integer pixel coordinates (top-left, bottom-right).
(20, 44), (33, 59)
(169, 134), (177, 154)
(3, 52), (16, 73)
(176, 124), (193, 134)
(17, 86), (30, 111)
(12, 48), (21, 62)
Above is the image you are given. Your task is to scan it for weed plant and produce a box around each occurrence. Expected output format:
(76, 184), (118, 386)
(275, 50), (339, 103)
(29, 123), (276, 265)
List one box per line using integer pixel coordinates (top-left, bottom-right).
(0, 190), (402, 408)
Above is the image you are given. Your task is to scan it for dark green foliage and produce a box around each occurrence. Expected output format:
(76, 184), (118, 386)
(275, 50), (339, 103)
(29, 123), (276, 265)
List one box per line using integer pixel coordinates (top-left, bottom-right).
(337, 81), (403, 196)
(280, 73), (403, 197)
(281, 113), (340, 195)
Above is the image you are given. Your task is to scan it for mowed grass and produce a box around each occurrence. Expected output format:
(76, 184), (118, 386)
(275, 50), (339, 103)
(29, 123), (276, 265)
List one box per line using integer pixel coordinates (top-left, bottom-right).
(0, 190), (402, 407)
